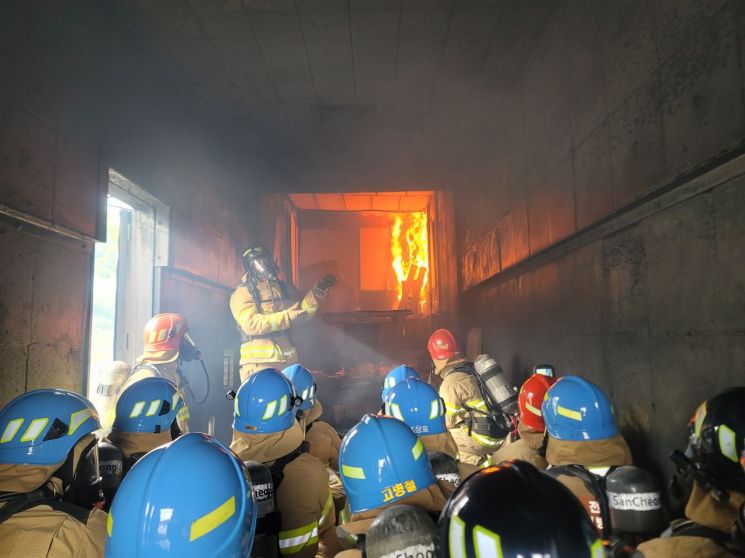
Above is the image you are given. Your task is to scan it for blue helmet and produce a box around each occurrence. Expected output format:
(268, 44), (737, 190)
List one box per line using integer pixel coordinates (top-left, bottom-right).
(542, 376), (618, 441)
(384, 379), (446, 435)
(339, 414), (435, 513)
(282, 364), (316, 412)
(112, 377), (184, 434)
(106, 433), (256, 558)
(0, 389), (100, 466)
(382, 365), (421, 402)
(233, 368), (299, 434)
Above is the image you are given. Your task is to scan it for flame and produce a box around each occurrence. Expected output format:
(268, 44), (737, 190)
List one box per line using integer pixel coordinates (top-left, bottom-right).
(391, 212), (429, 312)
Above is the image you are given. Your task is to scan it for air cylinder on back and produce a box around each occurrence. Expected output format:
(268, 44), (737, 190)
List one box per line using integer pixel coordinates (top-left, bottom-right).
(473, 354), (518, 416)
(244, 460), (279, 558)
(606, 466), (665, 536)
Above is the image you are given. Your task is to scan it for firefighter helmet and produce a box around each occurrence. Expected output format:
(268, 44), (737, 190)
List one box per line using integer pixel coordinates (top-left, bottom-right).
(140, 313), (194, 364)
(112, 377), (184, 434)
(518, 374), (556, 432)
(0, 389), (100, 466)
(385, 378), (446, 435)
(689, 387), (745, 493)
(382, 365), (421, 402)
(338, 415), (435, 513)
(232, 368), (299, 434)
(282, 364), (316, 412)
(437, 461), (604, 557)
(427, 329), (460, 360)
(106, 433), (257, 558)
(542, 376), (618, 441)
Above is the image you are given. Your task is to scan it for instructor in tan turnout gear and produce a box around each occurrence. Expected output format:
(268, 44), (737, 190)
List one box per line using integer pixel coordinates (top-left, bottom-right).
(231, 245), (335, 382)
(426, 328), (502, 465)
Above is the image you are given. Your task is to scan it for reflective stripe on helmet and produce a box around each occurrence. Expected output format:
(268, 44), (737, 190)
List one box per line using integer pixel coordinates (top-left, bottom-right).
(20, 418), (48, 442)
(69, 409), (94, 435)
(107, 513), (113, 537)
(1, 418), (24, 443)
(341, 464), (366, 480)
(189, 495), (236, 542)
(279, 521), (320, 554)
(719, 424), (739, 462)
(556, 405), (583, 421)
(524, 401), (542, 417)
(412, 439), (424, 460)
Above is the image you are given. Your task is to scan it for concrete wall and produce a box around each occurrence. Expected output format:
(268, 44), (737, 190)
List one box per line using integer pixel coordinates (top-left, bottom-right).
(459, 0), (745, 477)
(0, 1), (264, 409)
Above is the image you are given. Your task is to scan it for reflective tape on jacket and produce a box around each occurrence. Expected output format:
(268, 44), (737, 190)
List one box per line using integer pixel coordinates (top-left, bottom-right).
(278, 521), (320, 555)
(469, 430), (503, 449)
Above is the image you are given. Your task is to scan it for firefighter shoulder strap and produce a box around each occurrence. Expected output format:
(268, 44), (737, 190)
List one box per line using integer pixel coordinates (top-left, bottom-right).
(269, 441), (309, 491)
(0, 490), (89, 525)
(545, 464), (614, 540)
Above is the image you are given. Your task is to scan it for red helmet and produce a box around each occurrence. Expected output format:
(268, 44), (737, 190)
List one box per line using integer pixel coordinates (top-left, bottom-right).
(427, 329), (461, 360)
(140, 313), (190, 364)
(518, 374), (556, 432)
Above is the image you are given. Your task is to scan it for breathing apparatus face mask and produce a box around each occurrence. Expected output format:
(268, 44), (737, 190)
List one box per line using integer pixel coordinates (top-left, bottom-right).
(64, 439), (104, 509)
(179, 333), (201, 362)
(248, 254), (279, 283)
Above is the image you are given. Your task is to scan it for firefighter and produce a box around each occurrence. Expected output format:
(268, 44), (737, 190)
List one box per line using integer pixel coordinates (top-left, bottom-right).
(383, 377), (478, 495)
(230, 368), (338, 558)
(542, 375), (633, 537)
(105, 433), (257, 557)
(635, 387), (745, 558)
(426, 329), (503, 465)
(230, 245), (335, 382)
(0, 389), (108, 557)
(107, 377), (185, 478)
(336, 414), (448, 557)
(437, 461), (604, 557)
(282, 364), (345, 512)
(121, 313), (201, 430)
(490, 373), (555, 469)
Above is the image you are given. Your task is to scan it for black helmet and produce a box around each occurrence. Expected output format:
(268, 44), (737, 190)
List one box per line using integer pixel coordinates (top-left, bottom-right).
(690, 387), (745, 493)
(242, 245), (278, 281)
(366, 505), (437, 558)
(437, 460), (603, 558)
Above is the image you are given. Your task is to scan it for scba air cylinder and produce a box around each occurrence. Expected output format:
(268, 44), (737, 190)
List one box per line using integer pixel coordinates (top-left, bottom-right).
(606, 466), (665, 536)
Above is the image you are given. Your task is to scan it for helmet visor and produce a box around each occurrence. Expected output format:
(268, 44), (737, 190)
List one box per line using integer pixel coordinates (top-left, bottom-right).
(249, 254), (278, 281)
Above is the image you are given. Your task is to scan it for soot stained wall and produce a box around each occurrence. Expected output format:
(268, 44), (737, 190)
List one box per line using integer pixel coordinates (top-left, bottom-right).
(459, 0), (745, 477)
(0, 1), (264, 408)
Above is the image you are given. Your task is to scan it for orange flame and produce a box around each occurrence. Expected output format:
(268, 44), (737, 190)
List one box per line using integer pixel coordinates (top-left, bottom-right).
(391, 212), (429, 312)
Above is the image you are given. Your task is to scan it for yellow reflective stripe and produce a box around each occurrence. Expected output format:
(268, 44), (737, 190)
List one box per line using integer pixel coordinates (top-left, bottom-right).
(145, 400), (161, 417)
(390, 403), (404, 421)
(466, 398), (488, 411)
(130, 401), (146, 418)
(263, 400), (278, 420)
(693, 402), (707, 437)
(189, 496), (236, 542)
(412, 439), (424, 460)
(341, 464), (366, 480)
(556, 405), (583, 421)
(449, 515), (467, 558)
(445, 403), (461, 416)
(279, 521), (319, 554)
(429, 399), (440, 420)
(473, 524), (504, 558)
(590, 538), (605, 558)
(278, 395), (288, 415)
(588, 466), (611, 476)
(20, 418), (49, 442)
(69, 409), (93, 435)
(719, 424), (738, 462)
(470, 431), (502, 448)
(1, 418), (24, 443)
(524, 401), (542, 417)
(320, 491), (333, 525)
(107, 513), (113, 537)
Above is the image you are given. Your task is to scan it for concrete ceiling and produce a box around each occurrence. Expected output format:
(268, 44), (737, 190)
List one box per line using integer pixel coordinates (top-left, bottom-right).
(119, 0), (554, 192)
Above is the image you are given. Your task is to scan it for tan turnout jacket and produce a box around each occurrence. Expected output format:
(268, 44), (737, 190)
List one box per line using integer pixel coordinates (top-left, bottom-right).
(546, 434), (633, 535)
(437, 358), (501, 464)
(490, 422), (548, 469)
(230, 276), (320, 379)
(231, 423), (339, 558)
(635, 483), (745, 558)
